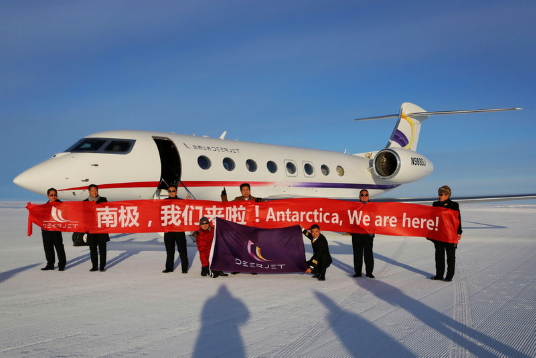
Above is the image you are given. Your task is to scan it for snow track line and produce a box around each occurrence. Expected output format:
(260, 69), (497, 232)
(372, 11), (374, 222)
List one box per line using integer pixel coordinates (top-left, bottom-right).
(375, 236), (407, 278)
(483, 274), (536, 357)
(260, 238), (408, 357)
(0, 294), (198, 333)
(260, 287), (368, 357)
(446, 242), (535, 358)
(0, 332), (86, 354)
(460, 243), (529, 280)
(468, 248), (534, 300)
(470, 250), (536, 327)
(450, 259), (473, 358)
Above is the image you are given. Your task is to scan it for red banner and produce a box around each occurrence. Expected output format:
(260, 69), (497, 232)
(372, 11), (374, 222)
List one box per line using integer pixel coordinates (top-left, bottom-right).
(27, 201), (96, 234)
(27, 199), (460, 243)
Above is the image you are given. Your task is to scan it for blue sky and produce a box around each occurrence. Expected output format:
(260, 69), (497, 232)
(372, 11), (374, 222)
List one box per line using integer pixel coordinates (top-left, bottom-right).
(2, 0), (535, 202)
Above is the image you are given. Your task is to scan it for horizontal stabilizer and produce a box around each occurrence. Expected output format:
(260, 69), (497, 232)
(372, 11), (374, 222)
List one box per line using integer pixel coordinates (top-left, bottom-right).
(355, 107), (521, 121)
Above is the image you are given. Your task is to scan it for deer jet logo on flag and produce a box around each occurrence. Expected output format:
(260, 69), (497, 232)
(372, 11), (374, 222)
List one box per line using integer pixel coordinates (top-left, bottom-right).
(247, 240), (272, 262)
(209, 218), (307, 273)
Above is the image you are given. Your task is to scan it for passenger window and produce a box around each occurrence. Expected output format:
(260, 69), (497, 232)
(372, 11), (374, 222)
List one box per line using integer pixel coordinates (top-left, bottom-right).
(223, 157), (235, 171)
(303, 162), (314, 177)
(285, 161), (297, 176)
(321, 164), (330, 176)
(198, 156), (211, 170)
(267, 161), (278, 173)
(336, 165), (345, 176)
(246, 159), (257, 172)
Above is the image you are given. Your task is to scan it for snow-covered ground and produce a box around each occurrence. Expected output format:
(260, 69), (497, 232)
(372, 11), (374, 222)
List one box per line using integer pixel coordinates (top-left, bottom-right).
(1, 201), (534, 357)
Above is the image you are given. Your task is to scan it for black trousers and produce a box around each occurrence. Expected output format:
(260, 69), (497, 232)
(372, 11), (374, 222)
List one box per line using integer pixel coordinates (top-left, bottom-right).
(352, 233), (374, 275)
(164, 232), (189, 272)
(433, 240), (457, 279)
(309, 258), (331, 277)
(88, 235), (107, 269)
(42, 230), (66, 269)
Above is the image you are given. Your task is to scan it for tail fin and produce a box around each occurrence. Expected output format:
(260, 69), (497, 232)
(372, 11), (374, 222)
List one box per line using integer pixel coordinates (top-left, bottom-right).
(386, 102), (428, 151)
(354, 103), (521, 152)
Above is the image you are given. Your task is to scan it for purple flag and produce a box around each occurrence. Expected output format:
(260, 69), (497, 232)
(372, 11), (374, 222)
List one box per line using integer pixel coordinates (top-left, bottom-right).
(210, 218), (307, 273)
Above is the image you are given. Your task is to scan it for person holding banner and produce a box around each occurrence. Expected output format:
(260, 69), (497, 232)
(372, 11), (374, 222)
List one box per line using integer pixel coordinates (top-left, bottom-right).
(429, 185), (462, 282)
(192, 217), (227, 278)
(221, 183), (263, 275)
(162, 185), (189, 274)
(351, 189), (375, 278)
(302, 224), (332, 281)
(85, 184), (110, 272)
(40, 188), (67, 271)
(221, 183), (264, 203)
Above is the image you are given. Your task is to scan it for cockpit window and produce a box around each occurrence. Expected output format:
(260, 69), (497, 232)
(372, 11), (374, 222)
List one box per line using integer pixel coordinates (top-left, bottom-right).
(103, 140), (133, 153)
(67, 139), (107, 152)
(66, 138), (135, 154)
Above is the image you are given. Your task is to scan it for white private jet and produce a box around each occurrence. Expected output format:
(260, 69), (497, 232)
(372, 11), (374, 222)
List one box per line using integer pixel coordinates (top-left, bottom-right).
(14, 103), (527, 202)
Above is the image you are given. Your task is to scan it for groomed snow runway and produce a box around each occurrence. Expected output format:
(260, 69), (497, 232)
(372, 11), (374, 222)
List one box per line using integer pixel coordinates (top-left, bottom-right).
(1, 202), (534, 357)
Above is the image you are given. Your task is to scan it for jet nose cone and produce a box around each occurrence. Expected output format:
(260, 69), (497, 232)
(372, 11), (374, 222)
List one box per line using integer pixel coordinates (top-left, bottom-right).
(13, 167), (41, 194)
(13, 155), (68, 195)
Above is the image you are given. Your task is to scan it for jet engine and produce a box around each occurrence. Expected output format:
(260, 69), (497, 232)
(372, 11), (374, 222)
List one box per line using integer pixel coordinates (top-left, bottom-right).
(372, 148), (433, 184)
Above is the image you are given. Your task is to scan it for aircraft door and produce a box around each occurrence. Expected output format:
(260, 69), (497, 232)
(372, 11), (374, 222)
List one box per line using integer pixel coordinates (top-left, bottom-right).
(153, 137), (181, 189)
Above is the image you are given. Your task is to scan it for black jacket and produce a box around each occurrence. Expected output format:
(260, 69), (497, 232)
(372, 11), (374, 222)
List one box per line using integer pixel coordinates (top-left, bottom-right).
(303, 230), (333, 269)
(85, 196), (110, 241)
(42, 199), (62, 232)
(84, 196), (108, 204)
(432, 199), (462, 235)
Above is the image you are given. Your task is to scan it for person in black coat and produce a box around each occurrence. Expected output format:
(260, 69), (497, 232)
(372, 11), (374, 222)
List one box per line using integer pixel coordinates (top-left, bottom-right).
(85, 184), (110, 272)
(429, 185), (462, 282)
(41, 188), (67, 271)
(162, 185), (189, 273)
(220, 183), (264, 203)
(351, 189), (376, 278)
(302, 224), (332, 281)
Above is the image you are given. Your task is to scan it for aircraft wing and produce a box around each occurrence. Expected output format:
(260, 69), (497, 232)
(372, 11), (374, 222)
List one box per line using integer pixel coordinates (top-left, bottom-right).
(373, 193), (536, 204)
(263, 193), (536, 203)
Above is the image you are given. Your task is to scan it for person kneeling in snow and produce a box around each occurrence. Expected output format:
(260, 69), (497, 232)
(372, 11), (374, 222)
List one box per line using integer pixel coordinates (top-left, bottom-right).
(192, 217), (227, 278)
(302, 224), (332, 281)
